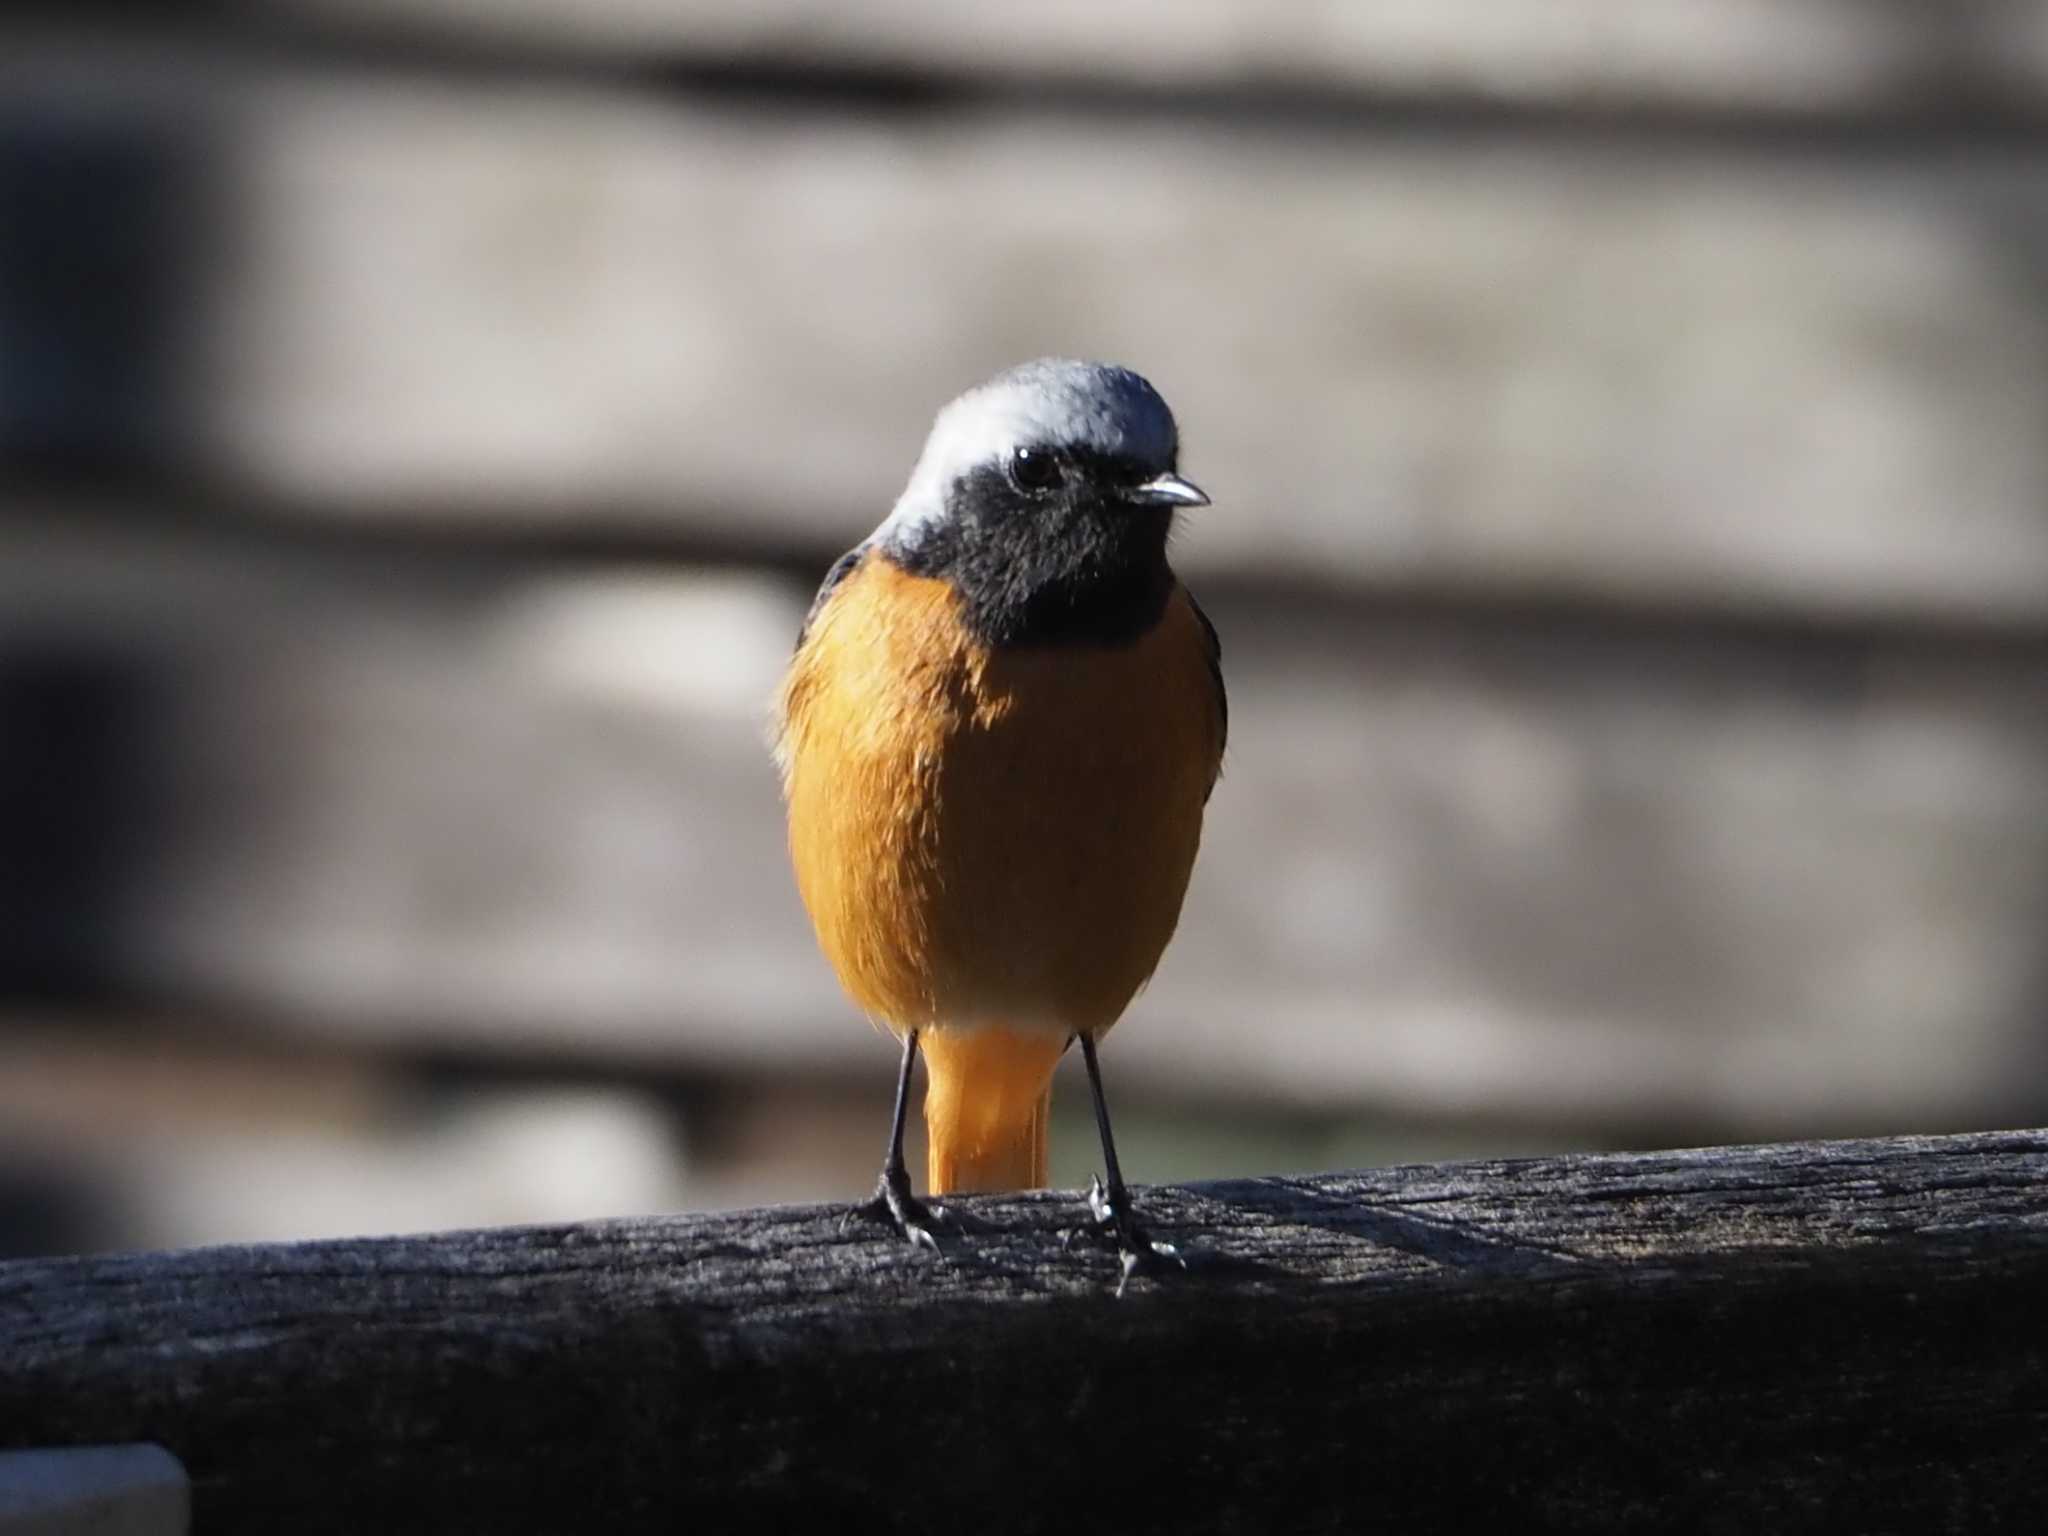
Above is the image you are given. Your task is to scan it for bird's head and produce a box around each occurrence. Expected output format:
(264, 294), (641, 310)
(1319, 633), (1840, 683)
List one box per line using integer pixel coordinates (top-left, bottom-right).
(875, 359), (1208, 648)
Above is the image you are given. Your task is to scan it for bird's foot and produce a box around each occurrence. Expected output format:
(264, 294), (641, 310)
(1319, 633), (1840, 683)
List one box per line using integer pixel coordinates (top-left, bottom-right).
(1064, 1174), (1187, 1296)
(842, 1163), (950, 1252)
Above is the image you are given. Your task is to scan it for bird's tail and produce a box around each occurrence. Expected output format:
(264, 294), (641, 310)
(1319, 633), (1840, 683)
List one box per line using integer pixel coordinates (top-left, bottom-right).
(921, 1026), (1066, 1194)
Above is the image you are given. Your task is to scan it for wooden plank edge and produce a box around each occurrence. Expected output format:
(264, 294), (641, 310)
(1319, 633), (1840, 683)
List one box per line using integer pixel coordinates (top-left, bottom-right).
(3, 1130), (2047, 1530)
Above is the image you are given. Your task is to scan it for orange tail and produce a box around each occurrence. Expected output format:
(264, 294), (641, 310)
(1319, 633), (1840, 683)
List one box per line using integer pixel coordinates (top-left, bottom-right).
(921, 1027), (1065, 1194)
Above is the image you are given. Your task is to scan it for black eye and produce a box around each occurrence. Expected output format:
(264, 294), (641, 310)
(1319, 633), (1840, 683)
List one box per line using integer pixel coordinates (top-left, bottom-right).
(1010, 446), (1062, 492)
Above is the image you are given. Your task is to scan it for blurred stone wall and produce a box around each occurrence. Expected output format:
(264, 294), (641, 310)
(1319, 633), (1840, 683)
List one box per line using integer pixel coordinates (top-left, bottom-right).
(2, 2), (2045, 1253)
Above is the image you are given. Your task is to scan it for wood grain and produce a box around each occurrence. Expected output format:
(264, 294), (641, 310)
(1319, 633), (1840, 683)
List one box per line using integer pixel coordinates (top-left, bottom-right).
(9, 517), (2040, 1134)
(5, 1130), (2047, 1532)
(266, 1), (2048, 124)
(12, 33), (2048, 621)
(205, 73), (2048, 622)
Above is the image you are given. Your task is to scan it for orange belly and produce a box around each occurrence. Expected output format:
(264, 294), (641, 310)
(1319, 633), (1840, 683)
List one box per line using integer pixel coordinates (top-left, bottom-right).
(776, 554), (1223, 1189)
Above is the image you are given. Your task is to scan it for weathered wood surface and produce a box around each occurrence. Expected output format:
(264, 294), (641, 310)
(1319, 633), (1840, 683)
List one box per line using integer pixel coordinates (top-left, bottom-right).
(207, 79), (2048, 623)
(8, 517), (2045, 1133)
(4, 1130), (2047, 1532)
(10, 40), (2048, 621)
(267, 0), (2048, 123)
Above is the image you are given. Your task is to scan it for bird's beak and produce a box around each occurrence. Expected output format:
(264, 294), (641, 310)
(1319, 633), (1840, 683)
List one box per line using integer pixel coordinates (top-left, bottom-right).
(1128, 472), (1210, 508)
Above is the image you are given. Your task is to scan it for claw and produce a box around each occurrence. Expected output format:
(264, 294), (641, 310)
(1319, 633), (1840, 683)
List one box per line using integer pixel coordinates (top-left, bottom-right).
(1072, 1174), (1185, 1296)
(1087, 1174), (1114, 1227)
(1113, 1234), (1187, 1297)
(844, 1164), (948, 1251)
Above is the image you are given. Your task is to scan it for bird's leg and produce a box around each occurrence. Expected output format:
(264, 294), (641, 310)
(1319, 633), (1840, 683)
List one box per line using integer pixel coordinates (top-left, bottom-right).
(843, 1029), (946, 1251)
(1073, 1033), (1185, 1295)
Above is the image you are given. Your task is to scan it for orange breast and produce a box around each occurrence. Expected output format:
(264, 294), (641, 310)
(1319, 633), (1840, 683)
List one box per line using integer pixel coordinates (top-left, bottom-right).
(776, 554), (1223, 1040)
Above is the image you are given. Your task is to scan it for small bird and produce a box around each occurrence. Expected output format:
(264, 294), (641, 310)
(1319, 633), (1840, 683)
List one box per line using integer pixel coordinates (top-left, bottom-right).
(774, 359), (1225, 1284)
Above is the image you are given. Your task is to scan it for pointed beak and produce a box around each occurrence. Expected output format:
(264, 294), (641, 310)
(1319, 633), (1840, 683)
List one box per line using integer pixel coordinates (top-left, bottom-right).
(1128, 472), (1210, 508)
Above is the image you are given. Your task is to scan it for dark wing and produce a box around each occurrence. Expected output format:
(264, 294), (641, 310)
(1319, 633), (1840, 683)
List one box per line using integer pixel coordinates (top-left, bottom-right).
(1186, 585), (1227, 796)
(795, 544), (868, 651)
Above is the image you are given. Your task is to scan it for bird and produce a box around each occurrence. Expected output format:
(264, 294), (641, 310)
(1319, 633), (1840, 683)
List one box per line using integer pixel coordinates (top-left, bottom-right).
(773, 358), (1225, 1286)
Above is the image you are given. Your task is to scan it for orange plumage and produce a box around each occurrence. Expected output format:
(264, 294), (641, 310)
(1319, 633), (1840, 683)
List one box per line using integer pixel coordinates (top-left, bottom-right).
(776, 553), (1223, 1193)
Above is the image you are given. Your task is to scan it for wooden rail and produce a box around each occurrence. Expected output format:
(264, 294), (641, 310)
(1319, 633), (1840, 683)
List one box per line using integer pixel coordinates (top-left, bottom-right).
(5, 1129), (2047, 1531)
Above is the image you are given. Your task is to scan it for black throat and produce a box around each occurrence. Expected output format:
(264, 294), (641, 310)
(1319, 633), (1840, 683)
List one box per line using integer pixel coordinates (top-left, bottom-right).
(887, 462), (1176, 649)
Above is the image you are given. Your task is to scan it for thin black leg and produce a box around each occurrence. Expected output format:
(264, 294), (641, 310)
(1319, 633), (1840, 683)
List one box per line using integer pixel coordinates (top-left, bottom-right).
(1080, 1034), (1130, 1208)
(844, 1029), (945, 1250)
(1077, 1033), (1184, 1294)
(882, 1026), (919, 1178)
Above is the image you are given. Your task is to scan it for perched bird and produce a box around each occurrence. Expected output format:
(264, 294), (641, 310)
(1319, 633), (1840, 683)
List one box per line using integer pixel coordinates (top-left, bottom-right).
(774, 358), (1225, 1283)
